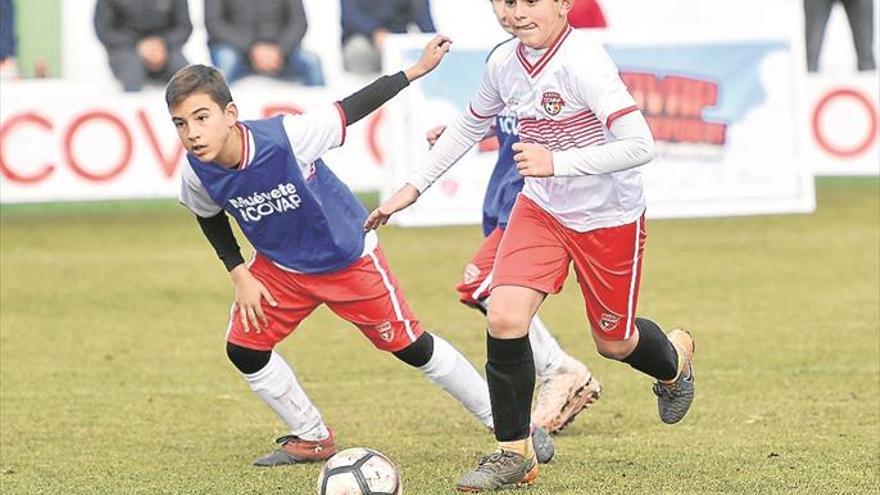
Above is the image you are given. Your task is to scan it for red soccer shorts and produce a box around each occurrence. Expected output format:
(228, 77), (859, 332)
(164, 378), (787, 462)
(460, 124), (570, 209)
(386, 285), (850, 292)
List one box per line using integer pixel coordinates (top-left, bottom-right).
(226, 247), (423, 352)
(491, 195), (646, 341)
(456, 227), (505, 308)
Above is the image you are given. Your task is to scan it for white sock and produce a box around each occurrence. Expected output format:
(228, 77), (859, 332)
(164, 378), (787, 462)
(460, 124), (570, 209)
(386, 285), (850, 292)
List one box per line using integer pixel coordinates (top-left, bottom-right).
(419, 334), (494, 429)
(480, 297), (567, 377)
(241, 352), (331, 441)
(528, 315), (568, 377)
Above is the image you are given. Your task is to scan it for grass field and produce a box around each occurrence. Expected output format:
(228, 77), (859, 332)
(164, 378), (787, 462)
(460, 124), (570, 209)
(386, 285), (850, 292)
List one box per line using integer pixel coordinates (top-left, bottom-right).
(1, 179), (878, 494)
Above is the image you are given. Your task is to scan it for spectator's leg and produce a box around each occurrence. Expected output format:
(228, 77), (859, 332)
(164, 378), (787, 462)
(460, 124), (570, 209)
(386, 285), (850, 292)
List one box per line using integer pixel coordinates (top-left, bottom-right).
(342, 34), (381, 75)
(283, 48), (326, 86)
(209, 43), (249, 83)
(108, 48), (146, 92)
(804, 0), (835, 72)
(842, 0), (877, 71)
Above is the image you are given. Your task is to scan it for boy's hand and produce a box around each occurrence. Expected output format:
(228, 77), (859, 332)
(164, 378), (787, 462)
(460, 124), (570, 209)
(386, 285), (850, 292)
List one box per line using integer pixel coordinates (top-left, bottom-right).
(404, 35), (452, 82)
(230, 265), (278, 334)
(513, 142), (554, 177)
(364, 184), (421, 231)
(426, 125), (447, 147)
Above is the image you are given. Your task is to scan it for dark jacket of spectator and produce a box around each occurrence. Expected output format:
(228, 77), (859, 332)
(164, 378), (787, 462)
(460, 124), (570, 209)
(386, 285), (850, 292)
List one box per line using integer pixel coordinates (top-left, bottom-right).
(0, 0), (16, 60)
(94, 0), (192, 51)
(341, 0), (435, 43)
(205, 0), (308, 56)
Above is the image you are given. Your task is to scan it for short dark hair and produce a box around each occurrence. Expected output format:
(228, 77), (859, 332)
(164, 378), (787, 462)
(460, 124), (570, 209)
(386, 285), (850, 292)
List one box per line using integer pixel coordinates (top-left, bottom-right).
(165, 64), (233, 109)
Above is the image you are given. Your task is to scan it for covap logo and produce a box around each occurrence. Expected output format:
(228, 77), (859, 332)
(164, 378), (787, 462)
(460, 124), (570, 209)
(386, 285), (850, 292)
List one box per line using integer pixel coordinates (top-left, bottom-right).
(229, 182), (302, 223)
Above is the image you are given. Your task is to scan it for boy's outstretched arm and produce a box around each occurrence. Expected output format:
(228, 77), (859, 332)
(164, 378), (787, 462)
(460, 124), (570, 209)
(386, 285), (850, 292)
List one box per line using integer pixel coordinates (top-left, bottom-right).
(364, 46), (504, 231)
(337, 35), (451, 126)
(363, 99), (499, 231)
(285, 35), (451, 168)
(363, 184), (420, 230)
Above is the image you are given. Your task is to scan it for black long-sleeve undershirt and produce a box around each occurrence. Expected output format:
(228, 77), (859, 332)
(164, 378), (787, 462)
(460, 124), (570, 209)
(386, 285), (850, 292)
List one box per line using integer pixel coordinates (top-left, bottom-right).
(196, 212), (245, 272)
(338, 70), (410, 125)
(197, 71), (411, 272)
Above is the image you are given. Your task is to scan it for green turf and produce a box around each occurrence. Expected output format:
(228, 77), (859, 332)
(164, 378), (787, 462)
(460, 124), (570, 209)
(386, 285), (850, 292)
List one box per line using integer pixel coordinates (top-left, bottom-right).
(1, 182), (878, 494)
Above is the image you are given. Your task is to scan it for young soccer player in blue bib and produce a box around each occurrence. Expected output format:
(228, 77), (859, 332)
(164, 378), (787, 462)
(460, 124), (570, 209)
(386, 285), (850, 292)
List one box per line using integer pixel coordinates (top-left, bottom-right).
(165, 35), (555, 467)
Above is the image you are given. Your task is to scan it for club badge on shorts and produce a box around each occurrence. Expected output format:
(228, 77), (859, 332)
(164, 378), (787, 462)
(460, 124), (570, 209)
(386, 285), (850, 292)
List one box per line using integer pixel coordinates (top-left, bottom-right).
(599, 313), (621, 332)
(541, 91), (565, 116)
(376, 321), (395, 342)
(462, 263), (480, 285)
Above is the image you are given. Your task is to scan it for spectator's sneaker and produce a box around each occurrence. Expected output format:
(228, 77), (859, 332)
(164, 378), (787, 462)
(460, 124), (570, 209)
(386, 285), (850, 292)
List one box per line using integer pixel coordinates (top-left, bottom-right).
(530, 425), (555, 464)
(253, 429), (337, 466)
(653, 329), (695, 424)
(455, 450), (539, 492)
(533, 355), (602, 433)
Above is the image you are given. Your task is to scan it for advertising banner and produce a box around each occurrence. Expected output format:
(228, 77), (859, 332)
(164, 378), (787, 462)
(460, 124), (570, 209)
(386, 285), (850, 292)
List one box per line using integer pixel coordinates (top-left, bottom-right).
(0, 79), (389, 203)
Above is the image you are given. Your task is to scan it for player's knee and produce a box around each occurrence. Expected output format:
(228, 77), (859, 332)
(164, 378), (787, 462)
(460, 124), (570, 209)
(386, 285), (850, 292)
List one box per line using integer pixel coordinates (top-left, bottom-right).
(487, 308), (530, 339)
(594, 335), (637, 361)
(392, 332), (435, 368)
(226, 341), (271, 374)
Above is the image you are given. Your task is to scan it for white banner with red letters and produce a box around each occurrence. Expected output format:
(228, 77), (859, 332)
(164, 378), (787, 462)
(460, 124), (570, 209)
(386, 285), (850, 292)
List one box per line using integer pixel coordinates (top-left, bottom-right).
(0, 78), (390, 203)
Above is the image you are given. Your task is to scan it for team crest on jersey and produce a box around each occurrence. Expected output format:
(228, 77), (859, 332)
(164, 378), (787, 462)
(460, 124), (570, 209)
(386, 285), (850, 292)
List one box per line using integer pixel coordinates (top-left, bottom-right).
(599, 313), (621, 332)
(376, 322), (394, 342)
(541, 91), (565, 116)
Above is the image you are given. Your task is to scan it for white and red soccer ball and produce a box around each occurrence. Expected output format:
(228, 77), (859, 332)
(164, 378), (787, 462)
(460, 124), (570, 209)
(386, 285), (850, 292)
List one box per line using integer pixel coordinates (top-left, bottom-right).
(316, 447), (402, 495)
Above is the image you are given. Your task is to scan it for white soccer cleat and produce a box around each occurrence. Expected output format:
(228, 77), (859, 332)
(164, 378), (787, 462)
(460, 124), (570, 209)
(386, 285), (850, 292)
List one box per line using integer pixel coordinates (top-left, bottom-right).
(532, 356), (602, 434)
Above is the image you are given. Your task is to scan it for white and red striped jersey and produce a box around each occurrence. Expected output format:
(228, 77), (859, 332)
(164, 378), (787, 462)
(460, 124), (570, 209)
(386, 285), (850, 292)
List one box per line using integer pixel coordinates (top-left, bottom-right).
(468, 26), (644, 232)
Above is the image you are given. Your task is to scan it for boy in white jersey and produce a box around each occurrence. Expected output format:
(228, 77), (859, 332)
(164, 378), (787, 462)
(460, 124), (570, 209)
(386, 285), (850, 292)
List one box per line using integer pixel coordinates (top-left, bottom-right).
(165, 36), (555, 469)
(426, 0), (602, 435)
(366, 1), (696, 491)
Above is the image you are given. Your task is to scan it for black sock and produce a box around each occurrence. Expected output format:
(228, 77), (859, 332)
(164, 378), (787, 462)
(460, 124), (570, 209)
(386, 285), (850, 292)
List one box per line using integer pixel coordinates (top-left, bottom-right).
(622, 318), (679, 381)
(486, 332), (535, 442)
(391, 332), (434, 368)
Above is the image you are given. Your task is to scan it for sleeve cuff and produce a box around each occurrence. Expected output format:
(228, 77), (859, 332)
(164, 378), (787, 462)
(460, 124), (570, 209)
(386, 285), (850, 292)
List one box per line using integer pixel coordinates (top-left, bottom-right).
(333, 101), (347, 146)
(551, 152), (573, 177)
(406, 176), (432, 194)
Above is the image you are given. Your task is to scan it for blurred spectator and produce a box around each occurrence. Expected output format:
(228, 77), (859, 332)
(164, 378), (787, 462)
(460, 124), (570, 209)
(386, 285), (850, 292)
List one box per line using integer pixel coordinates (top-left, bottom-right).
(341, 0), (436, 75)
(94, 0), (192, 92)
(804, 0), (876, 72)
(567, 0), (607, 29)
(0, 0), (17, 79)
(205, 0), (325, 86)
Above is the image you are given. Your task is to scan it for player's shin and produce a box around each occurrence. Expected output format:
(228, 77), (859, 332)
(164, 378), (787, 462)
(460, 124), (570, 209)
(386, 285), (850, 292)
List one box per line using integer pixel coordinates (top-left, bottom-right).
(239, 351), (331, 441)
(398, 333), (494, 428)
(481, 296), (563, 376)
(621, 317), (679, 381)
(486, 333), (535, 457)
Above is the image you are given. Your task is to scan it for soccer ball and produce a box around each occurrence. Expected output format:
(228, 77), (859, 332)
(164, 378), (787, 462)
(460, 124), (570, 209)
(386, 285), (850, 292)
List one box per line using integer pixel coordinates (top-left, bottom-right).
(316, 447), (402, 495)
